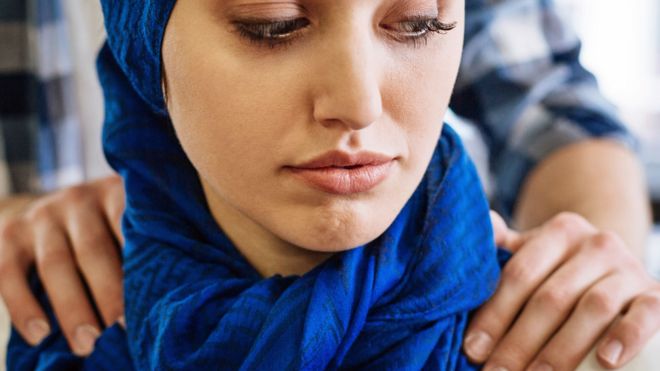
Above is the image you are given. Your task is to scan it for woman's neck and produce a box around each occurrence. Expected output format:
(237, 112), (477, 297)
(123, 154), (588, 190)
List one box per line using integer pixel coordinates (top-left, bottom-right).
(202, 181), (333, 277)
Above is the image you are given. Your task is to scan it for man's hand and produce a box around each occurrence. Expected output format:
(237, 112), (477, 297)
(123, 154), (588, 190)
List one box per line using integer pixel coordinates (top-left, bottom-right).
(464, 211), (660, 370)
(0, 175), (125, 356)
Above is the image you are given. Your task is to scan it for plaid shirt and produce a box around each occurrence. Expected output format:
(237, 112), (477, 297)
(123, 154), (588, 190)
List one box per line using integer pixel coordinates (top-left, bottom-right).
(453, 0), (636, 217)
(0, 0), (84, 196)
(0, 0), (635, 214)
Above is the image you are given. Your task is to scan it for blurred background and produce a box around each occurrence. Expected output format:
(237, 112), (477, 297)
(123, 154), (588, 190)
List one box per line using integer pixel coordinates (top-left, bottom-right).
(0, 0), (658, 281)
(0, 2), (657, 277)
(556, 0), (660, 202)
(0, 0), (659, 369)
(455, 0), (660, 277)
(0, 0), (658, 216)
(557, 0), (660, 277)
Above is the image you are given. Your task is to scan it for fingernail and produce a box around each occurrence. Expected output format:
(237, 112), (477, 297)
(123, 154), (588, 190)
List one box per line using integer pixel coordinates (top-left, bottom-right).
(599, 339), (623, 366)
(489, 367), (509, 371)
(26, 318), (50, 345)
(73, 324), (100, 355)
(464, 331), (493, 359)
(118, 315), (126, 329)
(531, 362), (554, 371)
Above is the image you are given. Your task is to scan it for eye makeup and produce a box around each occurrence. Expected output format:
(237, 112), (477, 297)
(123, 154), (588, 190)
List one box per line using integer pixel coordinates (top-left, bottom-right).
(232, 17), (312, 49)
(383, 16), (456, 47)
(225, 0), (457, 50)
(232, 16), (455, 49)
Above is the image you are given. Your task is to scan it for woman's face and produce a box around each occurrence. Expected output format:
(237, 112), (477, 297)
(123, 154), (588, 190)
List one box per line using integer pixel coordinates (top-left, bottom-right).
(162, 0), (464, 261)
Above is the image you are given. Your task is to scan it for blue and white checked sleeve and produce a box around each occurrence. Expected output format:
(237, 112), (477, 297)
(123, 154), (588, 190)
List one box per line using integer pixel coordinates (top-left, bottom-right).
(451, 0), (638, 218)
(0, 0), (84, 195)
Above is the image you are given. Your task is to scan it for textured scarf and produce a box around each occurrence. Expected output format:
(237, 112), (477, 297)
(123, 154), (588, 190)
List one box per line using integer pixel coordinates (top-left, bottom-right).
(8, 1), (506, 370)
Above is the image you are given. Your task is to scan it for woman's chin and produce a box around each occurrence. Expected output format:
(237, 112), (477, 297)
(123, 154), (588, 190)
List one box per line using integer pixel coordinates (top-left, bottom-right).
(268, 196), (407, 253)
(285, 221), (391, 253)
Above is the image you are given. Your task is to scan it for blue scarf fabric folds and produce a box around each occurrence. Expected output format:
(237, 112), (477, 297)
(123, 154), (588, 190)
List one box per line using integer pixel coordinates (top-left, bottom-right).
(8, 1), (506, 370)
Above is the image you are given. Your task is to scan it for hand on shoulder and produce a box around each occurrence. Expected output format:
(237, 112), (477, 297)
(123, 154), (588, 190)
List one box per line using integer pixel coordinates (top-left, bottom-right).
(465, 211), (660, 370)
(0, 175), (125, 356)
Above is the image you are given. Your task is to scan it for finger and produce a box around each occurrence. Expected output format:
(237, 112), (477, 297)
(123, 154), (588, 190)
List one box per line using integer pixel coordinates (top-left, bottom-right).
(489, 211), (523, 252)
(464, 213), (594, 363)
(66, 204), (124, 327)
(33, 217), (101, 356)
(490, 211), (509, 247)
(597, 289), (660, 368)
(0, 264), (51, 345)
(482, 242), (615, 369)
(528, 274), (644, 371)
(100, 176), (125, 247)
(0, 234), (50, 345)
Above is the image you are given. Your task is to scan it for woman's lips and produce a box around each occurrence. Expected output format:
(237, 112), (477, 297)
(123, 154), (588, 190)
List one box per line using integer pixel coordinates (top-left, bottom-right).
(285, 151), (396, 195)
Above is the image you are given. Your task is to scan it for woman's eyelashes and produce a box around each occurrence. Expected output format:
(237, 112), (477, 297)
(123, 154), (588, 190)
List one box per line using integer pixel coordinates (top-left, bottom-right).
(232, 16), (456, 49)
(233, 18), (311, 49)
(385, 17), (457, 48)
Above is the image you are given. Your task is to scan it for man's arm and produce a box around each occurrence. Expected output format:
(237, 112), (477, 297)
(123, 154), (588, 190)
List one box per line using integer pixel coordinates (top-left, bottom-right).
(454, 0), (657, 369)
(514, 139), (651, 257)
(452, 0), (639, 226)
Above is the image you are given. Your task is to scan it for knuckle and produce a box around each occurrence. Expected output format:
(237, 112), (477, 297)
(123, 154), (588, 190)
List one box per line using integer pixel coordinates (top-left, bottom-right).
(25, 203), (52, 224)
(0, 218), (23, 243)
(618, 320), (645, 345)
(548, 212), (588, 233)
(532, 287), (573, 313)
(637, 292), (660, 313)
(71, 234), (107, 261)
(60, 185), (91, 205)
(501, 260), (536, 286)
(35, 243), (69, 271)
(491, 343), (529, 369)
(581, 289), (620, 317)
(102, 175), (122, 190)
(589, 231), (623, 252)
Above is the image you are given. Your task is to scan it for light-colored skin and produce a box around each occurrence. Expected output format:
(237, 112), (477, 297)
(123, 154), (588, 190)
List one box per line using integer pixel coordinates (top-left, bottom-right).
(0, 1), (658, 370)
(163, 0), (464, 276)
(476, 209), (659, 371)
(515, 139), (651, 256)
(0, 176), (124, 356)
(465, 139), (657, 371)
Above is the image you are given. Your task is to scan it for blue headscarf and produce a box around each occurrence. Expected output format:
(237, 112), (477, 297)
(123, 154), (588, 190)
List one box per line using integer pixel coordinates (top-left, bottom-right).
(8, 1), (507, 370)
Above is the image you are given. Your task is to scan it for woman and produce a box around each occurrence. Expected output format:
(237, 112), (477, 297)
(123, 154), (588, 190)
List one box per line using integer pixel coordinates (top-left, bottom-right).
(11, 0), (502, 369)
(6, 0), (658, 370)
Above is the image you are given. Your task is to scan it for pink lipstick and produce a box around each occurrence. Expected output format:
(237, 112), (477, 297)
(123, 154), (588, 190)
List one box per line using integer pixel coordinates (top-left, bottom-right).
(286, 151), (395, 195)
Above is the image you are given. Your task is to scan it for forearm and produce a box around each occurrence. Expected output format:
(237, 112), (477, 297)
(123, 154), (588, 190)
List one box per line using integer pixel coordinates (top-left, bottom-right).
(513, 139), (651, 257)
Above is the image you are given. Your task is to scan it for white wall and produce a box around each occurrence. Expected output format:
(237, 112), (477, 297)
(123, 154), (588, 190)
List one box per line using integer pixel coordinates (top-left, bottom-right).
(556, 0), (660, 198)
(556, 0), (659, 116)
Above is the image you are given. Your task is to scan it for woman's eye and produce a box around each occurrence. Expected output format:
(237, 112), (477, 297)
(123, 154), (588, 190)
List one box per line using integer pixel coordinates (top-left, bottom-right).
(234, 18), (311, 48)
(386, 18), (457, 46)
(233, 17), (456, 50)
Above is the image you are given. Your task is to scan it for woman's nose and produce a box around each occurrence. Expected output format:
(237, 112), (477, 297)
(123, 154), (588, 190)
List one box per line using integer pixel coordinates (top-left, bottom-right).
(312, 30), (384, 131)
